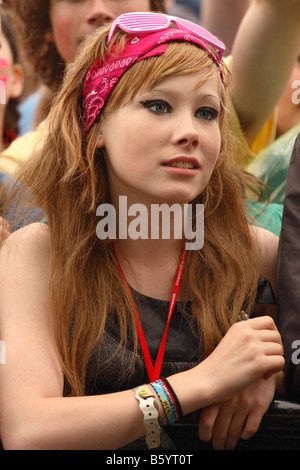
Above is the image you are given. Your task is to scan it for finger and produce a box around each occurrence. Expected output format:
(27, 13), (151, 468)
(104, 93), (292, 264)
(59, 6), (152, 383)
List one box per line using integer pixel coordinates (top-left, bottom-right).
(198, 404), (220, 442)
(259, 354), (285, 379)
(224, 409), (249, 450)
(210, 400), (239, 450)
(241, 407), (266, 441)
(247, 316), (278, 331)
(256, 329), (283, 344)
(261, 341), (284, 356)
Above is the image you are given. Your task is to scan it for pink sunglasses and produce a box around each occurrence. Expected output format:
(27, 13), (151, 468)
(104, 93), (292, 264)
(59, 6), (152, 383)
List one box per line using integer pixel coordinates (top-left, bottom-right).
(107, 12), (225, 65)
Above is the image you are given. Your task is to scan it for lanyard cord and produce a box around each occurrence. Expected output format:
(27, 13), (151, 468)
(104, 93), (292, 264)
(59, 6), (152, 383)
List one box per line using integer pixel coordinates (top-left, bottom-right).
(113, 244), (187, 382)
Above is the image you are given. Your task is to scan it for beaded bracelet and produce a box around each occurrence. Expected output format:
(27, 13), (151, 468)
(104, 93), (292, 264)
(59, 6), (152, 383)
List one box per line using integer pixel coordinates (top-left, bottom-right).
(151, 378), (182, 425)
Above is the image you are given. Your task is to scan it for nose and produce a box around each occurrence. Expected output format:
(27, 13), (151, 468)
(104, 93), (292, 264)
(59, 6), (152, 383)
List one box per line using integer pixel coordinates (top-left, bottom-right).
(86, 0), (115, 27)
(172, 118), (200, 149)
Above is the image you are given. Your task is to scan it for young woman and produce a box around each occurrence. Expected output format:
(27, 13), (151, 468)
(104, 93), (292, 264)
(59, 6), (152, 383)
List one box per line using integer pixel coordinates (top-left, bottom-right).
(0, 13), (284, 450)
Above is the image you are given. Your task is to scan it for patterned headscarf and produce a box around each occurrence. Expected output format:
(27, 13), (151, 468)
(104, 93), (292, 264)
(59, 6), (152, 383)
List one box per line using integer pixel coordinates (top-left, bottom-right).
(83, 29), (223, 135)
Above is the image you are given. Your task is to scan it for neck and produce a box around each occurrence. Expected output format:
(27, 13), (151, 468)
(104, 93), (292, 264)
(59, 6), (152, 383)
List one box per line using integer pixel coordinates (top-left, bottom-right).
(104, 193), (190, 299)
(113, 238), (186, 301)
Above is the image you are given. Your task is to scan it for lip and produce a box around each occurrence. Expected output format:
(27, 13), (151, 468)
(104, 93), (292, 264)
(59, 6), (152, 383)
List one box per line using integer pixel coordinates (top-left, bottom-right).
(162, 156), (200, 176)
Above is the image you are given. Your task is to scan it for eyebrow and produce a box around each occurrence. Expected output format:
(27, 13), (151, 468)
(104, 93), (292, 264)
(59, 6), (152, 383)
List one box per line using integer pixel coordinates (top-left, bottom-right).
(141, 89), (220, 102)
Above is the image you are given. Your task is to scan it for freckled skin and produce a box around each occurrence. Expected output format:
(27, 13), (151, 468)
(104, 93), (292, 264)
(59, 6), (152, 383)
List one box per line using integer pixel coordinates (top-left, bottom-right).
(55, 20), (75, 63)
(49, 0), (152, 64)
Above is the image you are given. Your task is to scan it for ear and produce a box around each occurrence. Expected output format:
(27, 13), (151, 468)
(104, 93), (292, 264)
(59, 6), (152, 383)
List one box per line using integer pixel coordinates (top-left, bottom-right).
(8, 63), (24, 100)
(96, 130), (105, 149)
(44, 30), (55, 44)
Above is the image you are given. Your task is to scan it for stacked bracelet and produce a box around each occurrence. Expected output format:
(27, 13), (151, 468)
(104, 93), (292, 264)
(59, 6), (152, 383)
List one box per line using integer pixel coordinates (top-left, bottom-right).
(151, 378), (183, 425)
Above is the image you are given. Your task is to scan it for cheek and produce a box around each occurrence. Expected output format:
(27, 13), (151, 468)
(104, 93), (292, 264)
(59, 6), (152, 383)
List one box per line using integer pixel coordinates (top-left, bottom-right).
(0, 59), (10, 85)
(53, 20), (77, 63)
(208, 130), (221, 161)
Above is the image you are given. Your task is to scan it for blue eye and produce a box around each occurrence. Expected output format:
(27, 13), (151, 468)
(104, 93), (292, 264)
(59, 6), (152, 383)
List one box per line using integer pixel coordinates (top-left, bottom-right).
(140, 100), (172, 114)
(196, 107), (219, 121)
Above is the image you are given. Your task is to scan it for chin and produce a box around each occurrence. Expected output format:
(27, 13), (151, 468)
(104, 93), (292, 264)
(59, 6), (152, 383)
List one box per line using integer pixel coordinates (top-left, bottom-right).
(161, 191), (200, 205)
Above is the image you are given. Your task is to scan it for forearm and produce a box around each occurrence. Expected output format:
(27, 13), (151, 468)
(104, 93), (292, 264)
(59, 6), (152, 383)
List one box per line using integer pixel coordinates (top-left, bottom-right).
(230, 0), (300, 142)
(201, 0), (250, 52)
(2, 391), (148, 450)
(2, 376), (216, 450)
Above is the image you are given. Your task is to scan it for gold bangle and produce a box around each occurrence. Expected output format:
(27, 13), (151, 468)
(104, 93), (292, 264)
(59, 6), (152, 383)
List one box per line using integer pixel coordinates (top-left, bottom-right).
(133, 385), (161, 449)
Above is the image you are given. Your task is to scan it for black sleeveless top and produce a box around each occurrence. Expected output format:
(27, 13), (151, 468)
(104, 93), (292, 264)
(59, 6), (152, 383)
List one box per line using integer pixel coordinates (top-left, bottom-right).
(83, 277), (275, 449)
(85, 277), (276, 395)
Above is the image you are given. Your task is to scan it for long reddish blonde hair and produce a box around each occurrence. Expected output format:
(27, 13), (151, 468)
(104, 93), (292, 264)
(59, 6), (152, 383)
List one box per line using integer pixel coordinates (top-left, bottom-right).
(3, 25), (259, 396)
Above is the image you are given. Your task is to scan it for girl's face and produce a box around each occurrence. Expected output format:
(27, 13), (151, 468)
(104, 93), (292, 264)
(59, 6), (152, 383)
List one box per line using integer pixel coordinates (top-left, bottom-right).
(97, 72), (222, 207)
(48, 0), (151, 64)
(0, 31), (23, 104)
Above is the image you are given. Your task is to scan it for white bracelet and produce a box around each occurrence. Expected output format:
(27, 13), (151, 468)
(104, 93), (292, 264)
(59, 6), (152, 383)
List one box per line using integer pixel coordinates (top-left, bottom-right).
(133, 385), (161, 449)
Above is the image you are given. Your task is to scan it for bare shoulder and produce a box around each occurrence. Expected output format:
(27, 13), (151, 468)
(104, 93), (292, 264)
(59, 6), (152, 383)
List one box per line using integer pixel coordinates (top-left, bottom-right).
(250, 225), (279, 291)
(250, 224), (279, 249)
(0, 222), (50, 269)
(0, 222), (51, 307)
(0, 223), (64, 411)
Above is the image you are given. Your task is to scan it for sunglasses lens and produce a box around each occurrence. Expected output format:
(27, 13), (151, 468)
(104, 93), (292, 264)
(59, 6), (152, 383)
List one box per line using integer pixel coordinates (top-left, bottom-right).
(118, 13), (169, 32)
(176, 17), (225, 54)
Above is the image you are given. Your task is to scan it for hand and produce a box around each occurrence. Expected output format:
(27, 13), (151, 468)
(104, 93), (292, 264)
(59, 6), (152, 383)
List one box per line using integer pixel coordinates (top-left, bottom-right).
(197, 316), (284, 404)
(198, 374), (277, 450)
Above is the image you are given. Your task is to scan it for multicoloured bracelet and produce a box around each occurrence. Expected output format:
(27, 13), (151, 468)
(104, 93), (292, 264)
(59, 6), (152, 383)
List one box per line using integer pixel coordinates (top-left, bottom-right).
(151, 378), (182, 425)
(161, 377), (183, 420)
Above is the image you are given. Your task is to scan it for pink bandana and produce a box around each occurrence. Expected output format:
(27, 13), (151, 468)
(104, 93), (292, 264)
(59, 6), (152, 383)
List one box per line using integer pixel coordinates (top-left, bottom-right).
(82, 29), (223, 135)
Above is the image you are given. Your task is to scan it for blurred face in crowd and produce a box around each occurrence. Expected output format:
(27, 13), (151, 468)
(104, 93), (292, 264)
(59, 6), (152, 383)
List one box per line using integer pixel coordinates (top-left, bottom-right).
(48, 0), (152, 64)
(0, 30), (23, 113)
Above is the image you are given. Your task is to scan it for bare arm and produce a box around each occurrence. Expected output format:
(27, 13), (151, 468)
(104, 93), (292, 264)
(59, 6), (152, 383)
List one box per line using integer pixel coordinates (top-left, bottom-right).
(230, 0), (300, 143)
(250, 225), (279, 295)
(201, 0), (250, 52)
(0, 224), (284, 450)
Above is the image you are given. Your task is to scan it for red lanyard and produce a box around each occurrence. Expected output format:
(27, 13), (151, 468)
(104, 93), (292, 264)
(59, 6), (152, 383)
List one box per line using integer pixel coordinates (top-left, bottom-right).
(113, 244), (187, 382)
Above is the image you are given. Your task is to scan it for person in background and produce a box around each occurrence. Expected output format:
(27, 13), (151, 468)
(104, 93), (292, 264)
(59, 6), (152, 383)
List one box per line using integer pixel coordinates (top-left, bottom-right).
(0, 6), (24, 242)
(201, 0), (249, 53)
(202, 0), (300, 207)
(0, 6), (23, 150)
(167, 0), (200, 23)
